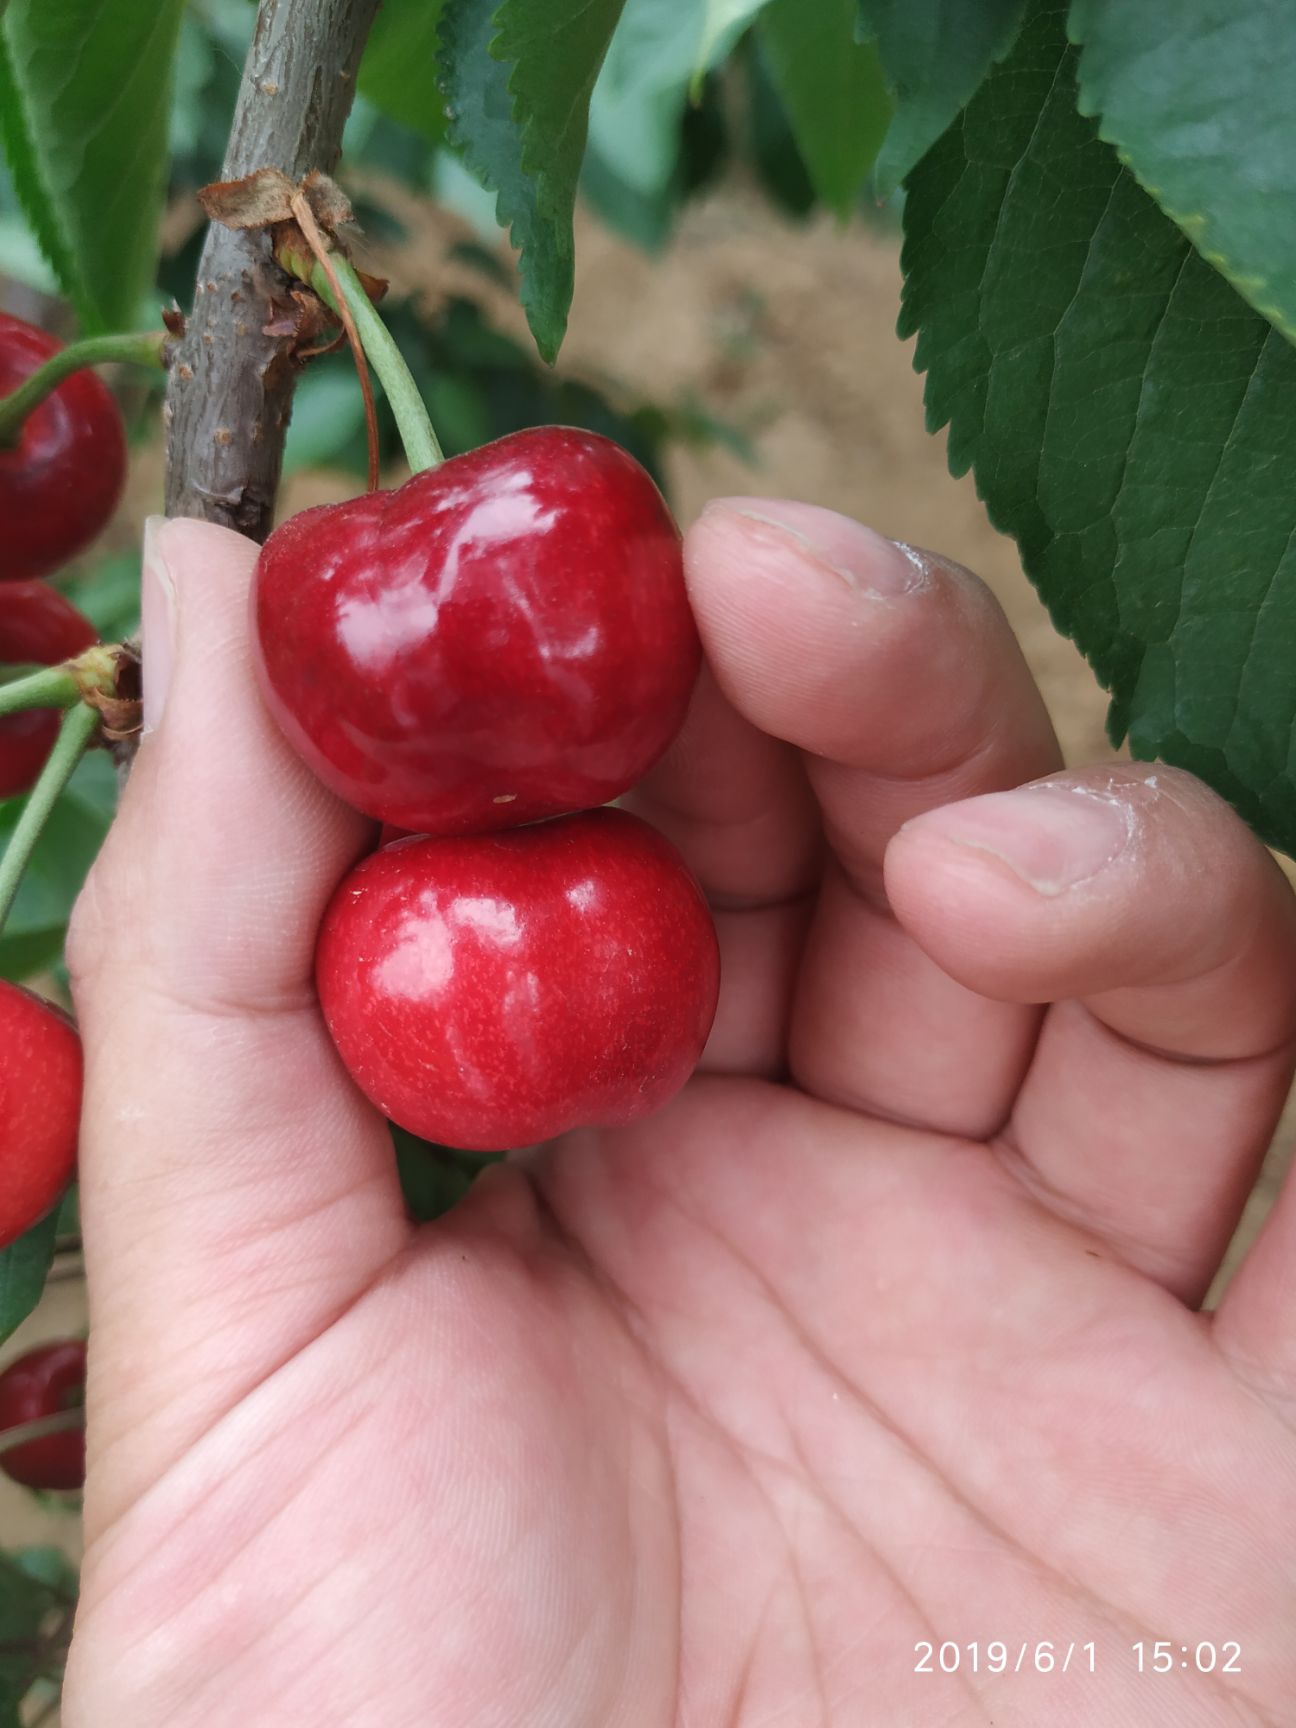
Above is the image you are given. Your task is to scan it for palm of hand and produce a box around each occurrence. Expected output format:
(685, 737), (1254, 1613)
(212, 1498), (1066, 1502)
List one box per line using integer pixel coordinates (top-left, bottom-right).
(63, 512), (1296, 1726)
(70, 1079), (1295, 1727)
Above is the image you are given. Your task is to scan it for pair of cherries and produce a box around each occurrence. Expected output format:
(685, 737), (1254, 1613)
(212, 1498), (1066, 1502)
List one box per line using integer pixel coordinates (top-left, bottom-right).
(0, 313), (119, 1249)
(0, 312), (124, 799)
(255, 427), (720, 1151)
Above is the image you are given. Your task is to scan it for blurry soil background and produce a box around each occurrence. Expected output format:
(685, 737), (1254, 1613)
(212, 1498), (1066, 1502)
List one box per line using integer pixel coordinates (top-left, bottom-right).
(5, 183), (1291, 1578)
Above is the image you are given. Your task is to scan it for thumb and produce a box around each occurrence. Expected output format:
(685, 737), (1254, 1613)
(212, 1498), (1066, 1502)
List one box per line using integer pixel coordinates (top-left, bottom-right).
(70, 517), (407, 1528)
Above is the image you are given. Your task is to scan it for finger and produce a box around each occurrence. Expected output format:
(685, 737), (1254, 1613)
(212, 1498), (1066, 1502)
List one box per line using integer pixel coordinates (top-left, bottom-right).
(685, 500), (1060, 1135)
(70, 518), (409, 1522)
(887, 765), (1296, 1300)
(628, 663), (821, 1077)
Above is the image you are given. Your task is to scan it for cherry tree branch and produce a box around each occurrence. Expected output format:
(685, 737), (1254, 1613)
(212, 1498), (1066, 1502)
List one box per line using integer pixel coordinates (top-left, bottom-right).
(162, 0), (381, 539)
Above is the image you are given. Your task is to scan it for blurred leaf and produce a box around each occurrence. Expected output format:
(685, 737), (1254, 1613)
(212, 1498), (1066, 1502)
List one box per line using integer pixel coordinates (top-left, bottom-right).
(747, 39), (816, 217)
(1070, 0), (1296, 348)
(10, 1547), (76, 1601)
(695, 0), (772, 77)
(359, 0), (449, 144)
(0, 1543), (69, 1720)
(439, 0), (628, 361)
(857, 0), (1027, 196)
(61, 551), (141, 642)
(283, 368), (369, 475)
(587, 0), (755, 202)
(0, 753), (114, 982)
(0, 210), (56, 294)
(759, 0), (890, 218)
(0, 1209), (57, 1346)
(0, 0), (187, 329)
(901, 0), (1296, 856)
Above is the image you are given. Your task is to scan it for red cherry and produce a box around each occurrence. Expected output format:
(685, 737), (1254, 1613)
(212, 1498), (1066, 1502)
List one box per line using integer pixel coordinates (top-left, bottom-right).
(0, 313), (127, 583)
(0, 1339), (86, 1490)
(253, 428), (700, 835)
(316, 808), (719, 1151)
(0, 582), (98, 798)
(0, 983), (82, 1249)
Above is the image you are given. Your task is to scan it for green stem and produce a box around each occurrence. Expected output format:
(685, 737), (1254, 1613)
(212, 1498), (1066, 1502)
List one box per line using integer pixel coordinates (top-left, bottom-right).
(0, 328), (167, 445)
(0, 702), (99, 934)
(307, 254), (443, 473)
(0, 1408), (84, 1454)
(0, 664), (82, 717)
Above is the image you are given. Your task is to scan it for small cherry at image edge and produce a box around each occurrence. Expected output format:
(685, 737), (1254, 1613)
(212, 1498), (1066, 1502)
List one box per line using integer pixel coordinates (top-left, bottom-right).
(0, 982), (83, 1250)
(0, 581), (98, 798)
(0, 1338), (87, 1491)
(0, 311), (127, 583)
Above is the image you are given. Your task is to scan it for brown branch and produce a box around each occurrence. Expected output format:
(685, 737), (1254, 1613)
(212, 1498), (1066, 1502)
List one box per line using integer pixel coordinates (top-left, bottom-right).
(163, 0), (382, 540)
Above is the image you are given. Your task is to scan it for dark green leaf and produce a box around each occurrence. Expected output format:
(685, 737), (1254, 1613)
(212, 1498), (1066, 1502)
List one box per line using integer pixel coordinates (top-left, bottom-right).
(0, 1545), (68, 1719)
(0, 0), (187, 329)
(1069, 0), (1296, 348)
(759, 0), (891, 218)
(0, 754), (114, 982)
(0, 1209), (58, 1346)
(900, 0), (1296, 855)
(439, 0), (629, 361)
(747, 38), (815, 216)
(10, 1547), (77, 1601)
(391, 1126), (501, 1222)
(857, 0), (1027, 195)
(359, 0), (449, 145)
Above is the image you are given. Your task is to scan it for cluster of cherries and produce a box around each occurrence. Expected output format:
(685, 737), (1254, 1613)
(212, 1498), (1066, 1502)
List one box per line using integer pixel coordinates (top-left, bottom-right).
(0, 314), (113, 1493)
(1, 312), (120, 1252)
(255, 425), (721, 1150)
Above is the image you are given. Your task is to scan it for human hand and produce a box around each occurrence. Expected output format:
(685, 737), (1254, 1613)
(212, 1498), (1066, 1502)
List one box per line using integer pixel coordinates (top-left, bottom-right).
(62, 506), (1296, 1726)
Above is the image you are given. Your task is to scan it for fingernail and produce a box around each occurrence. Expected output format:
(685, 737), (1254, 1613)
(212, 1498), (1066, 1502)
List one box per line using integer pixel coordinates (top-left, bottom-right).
(916, 784), (1133, 895)
(709, 498), (927, 597)
(141, 516), (178, 734)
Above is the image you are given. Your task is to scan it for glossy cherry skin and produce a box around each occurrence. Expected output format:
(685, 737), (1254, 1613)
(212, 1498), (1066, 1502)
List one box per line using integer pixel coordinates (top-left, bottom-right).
(316, 808), (720, 1151)
(253, 428), (700, 835)
(0, 313), (127, 582)
(0, 582), (98, 798)
(0, 983), (82, 1249)
(0, 1339), (86, 1490)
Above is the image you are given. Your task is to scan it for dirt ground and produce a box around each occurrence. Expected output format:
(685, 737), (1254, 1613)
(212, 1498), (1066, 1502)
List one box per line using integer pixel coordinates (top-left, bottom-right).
(4, 185), (1290, 1583)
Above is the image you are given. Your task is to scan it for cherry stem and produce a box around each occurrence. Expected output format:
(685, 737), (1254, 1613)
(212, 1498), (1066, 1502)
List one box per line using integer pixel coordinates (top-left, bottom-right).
(0, 1407), (84, 1453)
(0, 664), (82, 717)
(289, 246), (444, 475)
(289, 191), (381, 490)
(0, 700), (100, 935)
(0, 328), (167, 446)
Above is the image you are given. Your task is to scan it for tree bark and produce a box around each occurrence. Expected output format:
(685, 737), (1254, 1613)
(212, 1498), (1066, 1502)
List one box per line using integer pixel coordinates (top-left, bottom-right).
(163, 0), (381, 540)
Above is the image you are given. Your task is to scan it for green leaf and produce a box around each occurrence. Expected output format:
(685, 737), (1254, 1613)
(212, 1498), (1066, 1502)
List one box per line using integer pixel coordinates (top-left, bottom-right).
(1069, 0), (1296, 349)
(900, 0), (1296, 855)
(359, 0), (449, 145)
(0, 754), (114, 983)
(0, 0), (186, 330)
(0, 1209), (58, 1346)
(759, 0), (891, 218)
(0, 1544), (69, 1718)
(585, 0), (751, 209)
(695, 0), (771, 78)
(440, 0), (629, 361)
(857, 0), (1027, 195)
(391, 1126), (501, 1222)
